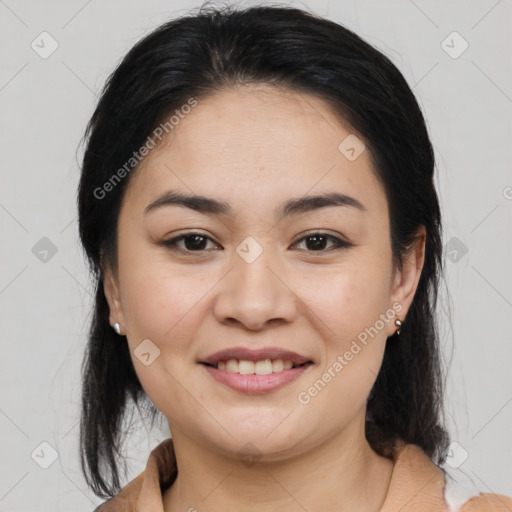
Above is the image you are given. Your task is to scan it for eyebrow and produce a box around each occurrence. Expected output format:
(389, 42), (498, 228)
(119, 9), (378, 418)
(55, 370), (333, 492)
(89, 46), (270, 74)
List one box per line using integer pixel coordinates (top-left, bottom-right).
(144, 190), (366, 220)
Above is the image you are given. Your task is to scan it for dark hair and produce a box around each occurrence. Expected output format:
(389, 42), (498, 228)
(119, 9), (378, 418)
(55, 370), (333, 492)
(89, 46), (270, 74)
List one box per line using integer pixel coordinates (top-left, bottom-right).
(77, 2), (450, 499)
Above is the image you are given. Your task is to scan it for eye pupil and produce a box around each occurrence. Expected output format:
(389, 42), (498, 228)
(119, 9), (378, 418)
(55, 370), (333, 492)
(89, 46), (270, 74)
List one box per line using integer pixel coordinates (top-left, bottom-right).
(306, 235), (327, 251)
(185, 235), (207, 251)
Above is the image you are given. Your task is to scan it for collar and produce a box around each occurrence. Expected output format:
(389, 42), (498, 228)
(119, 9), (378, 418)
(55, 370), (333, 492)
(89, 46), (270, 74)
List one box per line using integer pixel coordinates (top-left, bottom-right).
(98, 438), (450, 511)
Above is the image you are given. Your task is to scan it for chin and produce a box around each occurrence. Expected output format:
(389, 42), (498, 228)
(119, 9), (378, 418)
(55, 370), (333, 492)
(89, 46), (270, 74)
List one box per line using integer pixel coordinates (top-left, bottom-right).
(201, 418), (311, 463)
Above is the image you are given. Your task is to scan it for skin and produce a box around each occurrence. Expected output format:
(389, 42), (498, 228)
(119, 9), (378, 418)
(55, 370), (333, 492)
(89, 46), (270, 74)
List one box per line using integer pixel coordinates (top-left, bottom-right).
(104, 84), (426, 512)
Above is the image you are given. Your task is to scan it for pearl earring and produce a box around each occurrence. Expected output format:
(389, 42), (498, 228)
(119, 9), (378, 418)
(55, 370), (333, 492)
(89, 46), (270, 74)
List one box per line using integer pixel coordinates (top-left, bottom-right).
(394, 317), (402, 335)
(113, 322), (122, 335)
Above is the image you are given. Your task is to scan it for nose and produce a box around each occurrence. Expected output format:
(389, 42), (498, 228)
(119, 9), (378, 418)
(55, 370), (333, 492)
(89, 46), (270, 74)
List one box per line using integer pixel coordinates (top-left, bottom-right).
(212, 244), (298, 331)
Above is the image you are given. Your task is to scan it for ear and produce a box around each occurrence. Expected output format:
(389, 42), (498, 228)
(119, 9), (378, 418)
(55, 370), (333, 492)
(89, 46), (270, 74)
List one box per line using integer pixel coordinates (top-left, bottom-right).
(103, 267), (126, 335)
(387, 225), (426, 336)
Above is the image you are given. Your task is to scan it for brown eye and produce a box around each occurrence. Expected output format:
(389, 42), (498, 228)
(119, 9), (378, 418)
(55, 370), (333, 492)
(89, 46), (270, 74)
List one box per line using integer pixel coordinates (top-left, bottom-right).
(160, 233), (220, 252)
(293, 233), (352, 252)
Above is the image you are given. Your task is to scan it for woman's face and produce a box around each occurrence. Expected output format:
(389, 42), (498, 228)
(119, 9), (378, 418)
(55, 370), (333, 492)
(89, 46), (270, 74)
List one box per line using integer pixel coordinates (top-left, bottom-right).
(104, 84), (424, 460)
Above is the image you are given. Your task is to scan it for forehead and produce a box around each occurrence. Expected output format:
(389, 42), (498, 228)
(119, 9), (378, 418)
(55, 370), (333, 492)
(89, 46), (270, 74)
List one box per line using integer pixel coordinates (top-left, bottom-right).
(121, 85), (387, 222)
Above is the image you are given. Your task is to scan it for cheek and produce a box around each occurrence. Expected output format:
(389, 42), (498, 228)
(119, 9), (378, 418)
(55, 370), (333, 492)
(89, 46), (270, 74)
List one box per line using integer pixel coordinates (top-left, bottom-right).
(303, 259), (391, 344)
(297, 274), (389, 432)
(118, 240), (207, 340)
(298, 257), (391, 407)
(118, 263), (209, 418)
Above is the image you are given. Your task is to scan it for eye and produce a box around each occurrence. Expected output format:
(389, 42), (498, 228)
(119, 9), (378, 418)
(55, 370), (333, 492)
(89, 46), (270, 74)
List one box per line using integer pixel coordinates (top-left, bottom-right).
(292, 232), (352, 252)
(159, 232), (220, 253)
(159, 231), (352, 254)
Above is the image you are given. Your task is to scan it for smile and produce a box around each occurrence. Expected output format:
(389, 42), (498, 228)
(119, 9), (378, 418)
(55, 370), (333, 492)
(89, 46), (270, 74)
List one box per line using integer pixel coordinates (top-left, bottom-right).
(205, 358), (307, 374)
(200, 359), (314, 394)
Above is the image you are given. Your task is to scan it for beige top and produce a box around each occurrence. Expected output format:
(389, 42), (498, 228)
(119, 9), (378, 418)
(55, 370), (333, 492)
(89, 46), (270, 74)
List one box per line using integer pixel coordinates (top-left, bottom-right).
(94, 438), (512, 511)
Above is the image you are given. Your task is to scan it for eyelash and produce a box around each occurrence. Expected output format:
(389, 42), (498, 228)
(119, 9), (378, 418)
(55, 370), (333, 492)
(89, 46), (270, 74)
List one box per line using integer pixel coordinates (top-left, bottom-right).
(159, 231), (353, 255)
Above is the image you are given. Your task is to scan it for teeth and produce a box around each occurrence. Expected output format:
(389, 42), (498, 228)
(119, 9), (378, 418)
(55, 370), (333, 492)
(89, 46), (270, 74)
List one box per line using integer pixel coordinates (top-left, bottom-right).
(226, 359), (238, 373)
(217, 358), (299, 374)
(239, 360), (255, 375)
(272, 359), (284, 372)
(255, 360), (273, 375)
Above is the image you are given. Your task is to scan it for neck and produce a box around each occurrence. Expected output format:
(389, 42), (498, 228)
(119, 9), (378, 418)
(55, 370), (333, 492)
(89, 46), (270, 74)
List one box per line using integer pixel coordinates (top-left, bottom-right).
(163, 412), (394, 512)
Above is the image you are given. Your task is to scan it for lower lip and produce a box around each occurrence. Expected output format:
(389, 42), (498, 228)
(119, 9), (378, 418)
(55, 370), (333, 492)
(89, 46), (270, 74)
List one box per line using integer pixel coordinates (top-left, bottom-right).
(200, 363), (313, 394)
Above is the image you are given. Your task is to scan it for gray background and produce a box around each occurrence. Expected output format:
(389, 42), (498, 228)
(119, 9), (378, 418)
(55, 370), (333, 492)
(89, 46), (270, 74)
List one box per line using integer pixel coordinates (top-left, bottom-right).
(0, 0), (511, 510)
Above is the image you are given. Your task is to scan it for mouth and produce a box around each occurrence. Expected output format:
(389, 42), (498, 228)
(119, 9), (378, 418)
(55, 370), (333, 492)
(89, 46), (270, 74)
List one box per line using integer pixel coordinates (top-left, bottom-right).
(198, 347), (313, 372)
(198, 347), (314, 393)
(201, 358), (312, 374)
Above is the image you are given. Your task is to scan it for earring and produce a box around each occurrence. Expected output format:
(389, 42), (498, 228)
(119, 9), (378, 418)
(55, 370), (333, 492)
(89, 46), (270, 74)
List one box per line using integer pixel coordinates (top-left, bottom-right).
(112, 322), (122, 335)
(394, 317), (402, 335)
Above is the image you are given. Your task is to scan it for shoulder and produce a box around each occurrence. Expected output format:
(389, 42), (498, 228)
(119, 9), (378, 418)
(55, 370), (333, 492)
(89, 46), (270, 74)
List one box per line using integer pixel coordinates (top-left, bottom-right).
(389, 442), (512, 511)
(91, 437), (176, 511)
(92, 471), (145, 511)
(441, 450), (512, 511)
(460, 493), (512, 511)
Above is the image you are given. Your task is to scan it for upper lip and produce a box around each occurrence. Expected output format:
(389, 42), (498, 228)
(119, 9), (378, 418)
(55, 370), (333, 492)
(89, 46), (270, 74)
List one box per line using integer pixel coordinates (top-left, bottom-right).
(199, 347), (312, 366)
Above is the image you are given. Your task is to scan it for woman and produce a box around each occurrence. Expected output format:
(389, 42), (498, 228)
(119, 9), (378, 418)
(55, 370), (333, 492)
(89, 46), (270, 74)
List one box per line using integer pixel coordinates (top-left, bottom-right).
(77, 4), (511, 511)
